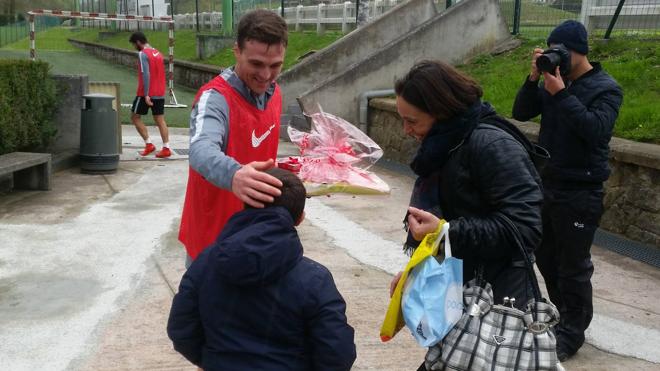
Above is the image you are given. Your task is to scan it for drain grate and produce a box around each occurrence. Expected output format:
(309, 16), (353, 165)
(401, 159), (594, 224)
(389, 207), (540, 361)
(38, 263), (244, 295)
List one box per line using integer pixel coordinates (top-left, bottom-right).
(173, 148), (189, 156)
(594, 229), (660, 268)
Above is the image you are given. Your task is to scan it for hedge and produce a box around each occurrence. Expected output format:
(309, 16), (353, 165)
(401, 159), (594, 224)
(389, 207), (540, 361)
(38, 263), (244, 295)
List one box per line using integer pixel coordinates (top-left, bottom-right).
(0, 59), (58, 155)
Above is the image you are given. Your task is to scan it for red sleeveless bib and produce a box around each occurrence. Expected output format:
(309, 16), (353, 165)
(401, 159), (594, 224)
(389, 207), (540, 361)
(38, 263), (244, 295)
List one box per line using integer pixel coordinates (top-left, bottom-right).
(179, 77), (281, 259)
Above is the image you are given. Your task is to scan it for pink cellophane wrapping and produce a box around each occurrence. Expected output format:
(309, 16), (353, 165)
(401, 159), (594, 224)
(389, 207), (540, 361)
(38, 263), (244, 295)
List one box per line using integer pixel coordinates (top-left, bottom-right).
(285, 111), (390, 196)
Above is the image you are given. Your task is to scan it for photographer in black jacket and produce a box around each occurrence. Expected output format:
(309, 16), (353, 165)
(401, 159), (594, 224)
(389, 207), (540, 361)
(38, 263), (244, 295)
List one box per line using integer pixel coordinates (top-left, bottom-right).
(513, 20), (623, 361)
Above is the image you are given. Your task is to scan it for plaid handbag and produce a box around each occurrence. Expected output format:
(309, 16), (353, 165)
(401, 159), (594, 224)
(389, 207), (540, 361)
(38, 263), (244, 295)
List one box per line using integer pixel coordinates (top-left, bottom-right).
(423, 217), (563, 371)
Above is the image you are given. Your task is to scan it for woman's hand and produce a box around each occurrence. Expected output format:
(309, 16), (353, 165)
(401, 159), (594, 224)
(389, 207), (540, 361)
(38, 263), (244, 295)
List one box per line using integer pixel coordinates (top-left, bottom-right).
(407, 207), (441, 241)
(390, 271), (403, 297)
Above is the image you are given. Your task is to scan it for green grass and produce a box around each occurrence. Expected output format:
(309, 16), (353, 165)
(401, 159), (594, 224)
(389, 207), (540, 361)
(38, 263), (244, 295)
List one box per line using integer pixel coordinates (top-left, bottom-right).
(3, 26), (95, 52)
(203, 31), (344, 70)
(3, 26), (343, 70)
(457, 37), (660, 143)
(67, 28), (202, 60)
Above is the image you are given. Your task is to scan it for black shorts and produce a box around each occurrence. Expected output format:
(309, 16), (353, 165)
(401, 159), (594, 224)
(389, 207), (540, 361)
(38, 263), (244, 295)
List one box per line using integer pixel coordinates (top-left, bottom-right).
(131, 96), (165, 116)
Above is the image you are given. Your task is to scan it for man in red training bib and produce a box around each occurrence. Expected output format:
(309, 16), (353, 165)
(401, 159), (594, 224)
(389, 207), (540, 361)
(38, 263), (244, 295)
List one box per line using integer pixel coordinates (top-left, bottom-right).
(129, 31), (171, 158)
(179, 10), (288, 265)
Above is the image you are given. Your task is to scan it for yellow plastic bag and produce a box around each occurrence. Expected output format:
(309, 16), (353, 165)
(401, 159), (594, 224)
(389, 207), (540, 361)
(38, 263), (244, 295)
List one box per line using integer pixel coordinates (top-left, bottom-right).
(380, 219), (447, 342)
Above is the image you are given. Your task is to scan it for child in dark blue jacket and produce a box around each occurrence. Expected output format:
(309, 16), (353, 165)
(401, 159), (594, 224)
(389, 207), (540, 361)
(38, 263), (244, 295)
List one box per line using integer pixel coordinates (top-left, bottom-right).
(167, 168), (356, 371)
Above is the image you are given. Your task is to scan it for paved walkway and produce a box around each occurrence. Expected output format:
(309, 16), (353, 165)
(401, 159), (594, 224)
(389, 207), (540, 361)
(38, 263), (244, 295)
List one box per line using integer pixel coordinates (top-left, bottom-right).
(0, 126), (658, 370)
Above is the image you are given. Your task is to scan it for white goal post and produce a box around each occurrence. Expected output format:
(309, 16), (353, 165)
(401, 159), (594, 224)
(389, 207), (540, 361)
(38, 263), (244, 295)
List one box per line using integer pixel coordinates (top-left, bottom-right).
(28, 9), (186, 108)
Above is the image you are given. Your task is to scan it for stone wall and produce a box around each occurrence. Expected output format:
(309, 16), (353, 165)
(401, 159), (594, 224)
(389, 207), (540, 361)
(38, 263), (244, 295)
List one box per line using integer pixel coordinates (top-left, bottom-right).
(50, 74), (89, 171)
(601, 143), (660, 246)
(196, 34), (234, 60)
(68, 39), (220, 91)
(51, 75), (88, 153)
(368, 98), (660, 247)
(368, 98), (418, 164)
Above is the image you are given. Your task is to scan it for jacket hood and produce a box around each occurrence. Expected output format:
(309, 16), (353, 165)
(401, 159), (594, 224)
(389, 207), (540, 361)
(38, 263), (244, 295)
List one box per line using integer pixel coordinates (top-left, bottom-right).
(212, 207), (303, 286)
(479, 101), (498, 119)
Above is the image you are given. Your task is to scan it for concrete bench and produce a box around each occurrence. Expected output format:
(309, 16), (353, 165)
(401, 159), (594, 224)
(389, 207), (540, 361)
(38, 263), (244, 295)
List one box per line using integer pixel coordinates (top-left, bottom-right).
(0, 152), (52, 191)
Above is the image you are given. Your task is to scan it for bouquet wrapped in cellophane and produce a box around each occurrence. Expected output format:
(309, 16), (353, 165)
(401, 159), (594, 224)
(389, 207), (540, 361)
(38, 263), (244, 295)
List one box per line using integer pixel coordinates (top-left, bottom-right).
(279, 110), (390, 196)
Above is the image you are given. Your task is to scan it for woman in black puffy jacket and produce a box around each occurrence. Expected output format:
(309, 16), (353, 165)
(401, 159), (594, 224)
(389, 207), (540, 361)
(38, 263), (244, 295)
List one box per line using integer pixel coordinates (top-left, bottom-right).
(390, 60), (544, 309)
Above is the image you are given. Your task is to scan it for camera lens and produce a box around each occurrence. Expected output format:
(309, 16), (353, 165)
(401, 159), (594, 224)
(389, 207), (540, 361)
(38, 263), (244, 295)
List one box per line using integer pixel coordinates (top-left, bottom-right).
(536, 52), (562, 73)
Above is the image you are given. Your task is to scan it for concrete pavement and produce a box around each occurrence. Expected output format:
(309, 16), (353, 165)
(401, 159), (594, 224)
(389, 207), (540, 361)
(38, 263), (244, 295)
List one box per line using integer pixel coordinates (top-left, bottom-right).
(0, 126), (658, 370)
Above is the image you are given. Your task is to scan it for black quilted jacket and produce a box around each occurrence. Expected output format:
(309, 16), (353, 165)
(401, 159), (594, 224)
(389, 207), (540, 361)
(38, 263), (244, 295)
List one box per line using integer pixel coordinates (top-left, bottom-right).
(512, 63), (623, 189)
(439, 108), (544, 306)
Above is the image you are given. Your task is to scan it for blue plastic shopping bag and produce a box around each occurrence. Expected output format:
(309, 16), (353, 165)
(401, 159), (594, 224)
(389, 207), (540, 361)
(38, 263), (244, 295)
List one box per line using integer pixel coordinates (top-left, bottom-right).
(402, 222), (463, 347)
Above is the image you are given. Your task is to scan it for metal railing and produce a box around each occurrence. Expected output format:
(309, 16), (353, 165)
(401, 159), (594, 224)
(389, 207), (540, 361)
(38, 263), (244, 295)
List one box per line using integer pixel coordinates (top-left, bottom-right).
(11, 0), (656, 41)
(172, 0), (402, 33)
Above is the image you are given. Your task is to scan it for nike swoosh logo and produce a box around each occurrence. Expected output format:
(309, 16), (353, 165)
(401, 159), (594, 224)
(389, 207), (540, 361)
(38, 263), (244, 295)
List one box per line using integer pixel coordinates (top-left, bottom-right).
(152, 51), (160, 57)
(252, 124), (276, 148)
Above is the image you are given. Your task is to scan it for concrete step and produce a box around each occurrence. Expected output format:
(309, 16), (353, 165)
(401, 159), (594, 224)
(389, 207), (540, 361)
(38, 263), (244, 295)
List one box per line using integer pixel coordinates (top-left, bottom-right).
(278, 0), (438, 110)
(297, 0), (514, 125)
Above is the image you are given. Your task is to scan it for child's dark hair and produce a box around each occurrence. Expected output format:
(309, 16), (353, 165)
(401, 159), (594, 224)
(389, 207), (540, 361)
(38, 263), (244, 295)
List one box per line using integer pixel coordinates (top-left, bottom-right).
(129, 31), (148, 44)
(248, 168), (306, 222)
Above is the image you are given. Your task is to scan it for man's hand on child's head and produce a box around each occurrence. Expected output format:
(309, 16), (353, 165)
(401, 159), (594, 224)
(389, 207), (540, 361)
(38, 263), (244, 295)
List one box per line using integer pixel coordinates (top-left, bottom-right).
(232, 159), (283, 208)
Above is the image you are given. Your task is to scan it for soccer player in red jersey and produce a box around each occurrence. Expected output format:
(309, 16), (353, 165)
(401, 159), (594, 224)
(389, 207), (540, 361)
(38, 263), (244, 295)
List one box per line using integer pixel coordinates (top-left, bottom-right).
(129, 31), (171, 158)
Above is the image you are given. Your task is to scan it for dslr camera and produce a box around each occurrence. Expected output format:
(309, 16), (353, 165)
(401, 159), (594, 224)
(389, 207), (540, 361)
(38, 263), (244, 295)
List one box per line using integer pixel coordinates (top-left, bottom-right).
(536, 44), (571, 76)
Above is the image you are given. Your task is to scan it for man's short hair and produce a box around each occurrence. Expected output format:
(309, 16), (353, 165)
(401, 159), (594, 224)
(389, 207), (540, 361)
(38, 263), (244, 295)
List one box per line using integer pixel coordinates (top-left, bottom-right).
(129, 31), (148, 44)
(237, 9), (288, 49)
(253, 168), (306, 222)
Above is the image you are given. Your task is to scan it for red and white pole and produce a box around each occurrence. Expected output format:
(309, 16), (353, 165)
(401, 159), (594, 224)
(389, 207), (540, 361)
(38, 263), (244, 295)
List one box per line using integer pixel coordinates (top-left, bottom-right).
(29, 14), (36, 61)
(168, 22), (178, 105)
(169, 22), (174, 92)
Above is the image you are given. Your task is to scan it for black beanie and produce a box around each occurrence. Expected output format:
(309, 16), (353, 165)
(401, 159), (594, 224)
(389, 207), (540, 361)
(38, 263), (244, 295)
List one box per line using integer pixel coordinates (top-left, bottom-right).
(547, 20), (589, 55)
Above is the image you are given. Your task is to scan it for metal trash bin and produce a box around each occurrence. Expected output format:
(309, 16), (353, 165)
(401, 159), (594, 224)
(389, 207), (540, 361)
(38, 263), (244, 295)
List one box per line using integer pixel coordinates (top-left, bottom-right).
(80, 93), (119, 174)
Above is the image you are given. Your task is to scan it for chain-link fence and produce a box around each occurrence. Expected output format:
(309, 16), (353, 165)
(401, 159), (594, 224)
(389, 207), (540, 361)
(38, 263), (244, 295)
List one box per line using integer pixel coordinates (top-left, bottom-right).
(498, 0), (660, 39)
(0, 15), (61, 48)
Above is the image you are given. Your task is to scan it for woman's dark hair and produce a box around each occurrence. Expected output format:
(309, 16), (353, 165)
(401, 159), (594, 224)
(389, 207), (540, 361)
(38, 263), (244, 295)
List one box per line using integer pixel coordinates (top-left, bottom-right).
(129, 31), (148, 44)
(237, 9), (288, 49)
(395, 60), (483, 121)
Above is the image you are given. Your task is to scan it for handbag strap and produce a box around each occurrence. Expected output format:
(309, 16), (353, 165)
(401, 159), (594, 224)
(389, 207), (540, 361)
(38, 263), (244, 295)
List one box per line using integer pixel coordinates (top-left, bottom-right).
(498, 214), (543, 303)
(435, 222), (453, 258)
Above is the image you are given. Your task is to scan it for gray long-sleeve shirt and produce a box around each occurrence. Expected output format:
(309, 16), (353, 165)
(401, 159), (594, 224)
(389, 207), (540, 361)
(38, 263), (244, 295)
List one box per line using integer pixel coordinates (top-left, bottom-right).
(189, 68), (276, 190)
